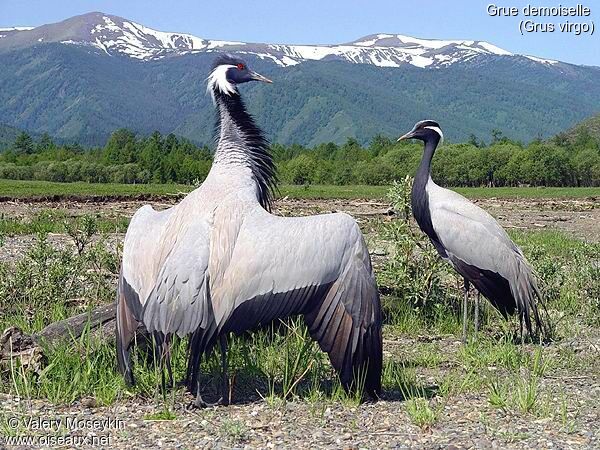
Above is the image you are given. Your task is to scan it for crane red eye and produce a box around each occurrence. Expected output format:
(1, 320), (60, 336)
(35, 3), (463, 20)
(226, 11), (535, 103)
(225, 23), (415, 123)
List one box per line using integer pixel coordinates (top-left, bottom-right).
(237, 63), (245, 70)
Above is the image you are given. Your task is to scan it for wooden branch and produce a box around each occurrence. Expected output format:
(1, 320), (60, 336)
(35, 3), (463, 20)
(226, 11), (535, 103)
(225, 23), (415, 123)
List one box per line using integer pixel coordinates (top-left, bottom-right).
(34, 303), (117, 346)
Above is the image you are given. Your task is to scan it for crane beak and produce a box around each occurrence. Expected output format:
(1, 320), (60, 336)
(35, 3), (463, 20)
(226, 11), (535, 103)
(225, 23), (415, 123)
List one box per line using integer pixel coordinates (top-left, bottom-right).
(249, 71), (273, 83)
(397, 131), (414, 141)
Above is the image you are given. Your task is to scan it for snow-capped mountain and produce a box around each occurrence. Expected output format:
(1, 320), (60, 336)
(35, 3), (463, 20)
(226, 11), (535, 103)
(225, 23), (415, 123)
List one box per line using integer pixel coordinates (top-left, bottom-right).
(1, 11), (597, 148)
(0, 12), (560, 68)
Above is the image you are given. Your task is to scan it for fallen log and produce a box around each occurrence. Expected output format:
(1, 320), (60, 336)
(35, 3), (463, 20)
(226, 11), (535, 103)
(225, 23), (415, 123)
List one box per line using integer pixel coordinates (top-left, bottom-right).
(35, 303), (117, 347)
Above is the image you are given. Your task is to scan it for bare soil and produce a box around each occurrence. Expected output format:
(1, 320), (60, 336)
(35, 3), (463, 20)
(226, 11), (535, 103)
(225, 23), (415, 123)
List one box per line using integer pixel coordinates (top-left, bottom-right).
(0, 195), (597, 239)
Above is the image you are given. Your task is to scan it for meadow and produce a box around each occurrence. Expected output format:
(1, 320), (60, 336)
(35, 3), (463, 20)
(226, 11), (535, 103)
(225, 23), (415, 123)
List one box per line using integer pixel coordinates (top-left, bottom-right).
(0, 179), (599, 200)
(0, 181), (598, 448)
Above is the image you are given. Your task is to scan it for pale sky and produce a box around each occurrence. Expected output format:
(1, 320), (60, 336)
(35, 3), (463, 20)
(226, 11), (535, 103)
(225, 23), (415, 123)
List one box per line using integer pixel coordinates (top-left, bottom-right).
(1, 0), (598, 66)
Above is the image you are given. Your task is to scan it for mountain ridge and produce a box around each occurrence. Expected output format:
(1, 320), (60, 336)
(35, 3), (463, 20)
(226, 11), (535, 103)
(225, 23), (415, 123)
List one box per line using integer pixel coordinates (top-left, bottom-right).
(0, 12), (599, 146)
(0, 12), (576, 68)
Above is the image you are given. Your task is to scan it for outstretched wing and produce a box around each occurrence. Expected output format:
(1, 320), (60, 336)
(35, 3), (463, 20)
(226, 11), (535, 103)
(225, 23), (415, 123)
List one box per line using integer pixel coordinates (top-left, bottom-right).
(142, 219), (212, 337)
(210, 207), (382, 396)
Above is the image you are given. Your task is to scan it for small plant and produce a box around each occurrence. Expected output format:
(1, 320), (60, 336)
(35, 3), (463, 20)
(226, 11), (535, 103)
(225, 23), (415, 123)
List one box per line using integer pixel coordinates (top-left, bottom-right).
(530, 347), (548, 378)
(219, 418), (248, 443)
(381, 178), (465, 337)
(405, 397), (439, 429)
(144, 409), (177, 421)
(65, 215), (98, 254)
(513, 375), (540, 414)
(458, 337), (525, 371)
(559, 393), (577, 433)
(485, 359), (544, 416)
(382, 177), (447, 309)
(487, 377), (508, 409)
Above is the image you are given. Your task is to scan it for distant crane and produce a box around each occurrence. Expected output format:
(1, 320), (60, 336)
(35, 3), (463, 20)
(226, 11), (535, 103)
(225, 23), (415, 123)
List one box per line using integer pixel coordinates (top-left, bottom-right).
(398, 120), (546, 342)
(116, 55), (383, 406)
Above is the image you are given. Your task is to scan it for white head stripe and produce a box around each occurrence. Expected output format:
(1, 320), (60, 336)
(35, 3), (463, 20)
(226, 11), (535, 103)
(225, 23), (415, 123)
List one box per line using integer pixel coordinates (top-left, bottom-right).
(206, 65), (237, 100)
(425, 126), (444, 143)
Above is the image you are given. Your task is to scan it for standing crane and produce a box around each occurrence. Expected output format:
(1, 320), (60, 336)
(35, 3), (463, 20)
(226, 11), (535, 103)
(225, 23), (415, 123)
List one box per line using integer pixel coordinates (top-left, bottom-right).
(398, 120), (546, 342)
(116, 55), (383, 406)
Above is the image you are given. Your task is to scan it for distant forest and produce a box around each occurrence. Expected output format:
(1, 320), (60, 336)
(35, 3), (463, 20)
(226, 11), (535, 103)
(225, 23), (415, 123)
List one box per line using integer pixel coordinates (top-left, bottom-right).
(0, 128), (598, 187)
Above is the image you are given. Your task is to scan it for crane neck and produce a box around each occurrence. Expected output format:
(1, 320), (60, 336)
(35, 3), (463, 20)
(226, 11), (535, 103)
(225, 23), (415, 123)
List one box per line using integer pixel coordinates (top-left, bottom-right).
(213, 89), (253, 165)
(414, 137), (438, 189)
(411, 136), (441, 243)
(211, 88), (277, 210)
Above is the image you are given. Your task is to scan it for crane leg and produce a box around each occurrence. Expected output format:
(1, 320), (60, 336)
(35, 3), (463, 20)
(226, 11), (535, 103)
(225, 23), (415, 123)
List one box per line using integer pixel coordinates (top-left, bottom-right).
(519, 315), (524, 345)
(154, 332), (173, 394)
(462, 278), (469, 344)
(220, 334), (230, 406)
(165, 343), (173, 388)
(192, 334), (229, 408)
(474, 291), (480, 337)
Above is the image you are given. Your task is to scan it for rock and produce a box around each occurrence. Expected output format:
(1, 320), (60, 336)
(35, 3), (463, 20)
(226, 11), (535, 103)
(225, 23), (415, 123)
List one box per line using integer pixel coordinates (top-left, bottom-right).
(81, 397), (97, 408)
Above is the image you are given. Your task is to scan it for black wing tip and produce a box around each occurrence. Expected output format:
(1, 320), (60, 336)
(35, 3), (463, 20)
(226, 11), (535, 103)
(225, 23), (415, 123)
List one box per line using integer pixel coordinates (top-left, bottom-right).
(115, 326), (135, 385)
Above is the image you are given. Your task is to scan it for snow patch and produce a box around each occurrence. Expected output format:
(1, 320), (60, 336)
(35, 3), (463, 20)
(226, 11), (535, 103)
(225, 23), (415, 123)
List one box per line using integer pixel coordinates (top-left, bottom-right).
(206, 40), (246, 49)
(0, 26), (34, 31)
(281, 55), (300, 66)
(525, 55), (558, 65)
(477, 41), (512, 56)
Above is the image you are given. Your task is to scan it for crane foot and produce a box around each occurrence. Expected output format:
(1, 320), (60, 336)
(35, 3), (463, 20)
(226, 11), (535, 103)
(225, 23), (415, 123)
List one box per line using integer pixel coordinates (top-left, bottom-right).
(189, 395), (225, 409)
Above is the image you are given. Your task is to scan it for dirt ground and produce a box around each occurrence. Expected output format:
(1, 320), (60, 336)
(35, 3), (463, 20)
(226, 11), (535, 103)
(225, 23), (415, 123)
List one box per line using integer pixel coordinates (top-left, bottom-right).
(0, 194), (598, 239)
(1, 196), (599, 449)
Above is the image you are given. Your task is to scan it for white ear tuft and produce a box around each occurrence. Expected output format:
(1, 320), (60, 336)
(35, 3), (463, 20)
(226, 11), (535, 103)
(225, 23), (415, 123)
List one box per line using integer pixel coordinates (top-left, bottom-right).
(206, 65), (237, 99)
(425, 126), (444, 144)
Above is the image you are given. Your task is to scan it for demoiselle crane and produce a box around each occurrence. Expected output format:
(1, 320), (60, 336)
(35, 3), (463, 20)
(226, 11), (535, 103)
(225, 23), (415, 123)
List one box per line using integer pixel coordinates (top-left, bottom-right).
(398, 120), (546, 342)
(116, 55), (383, 406)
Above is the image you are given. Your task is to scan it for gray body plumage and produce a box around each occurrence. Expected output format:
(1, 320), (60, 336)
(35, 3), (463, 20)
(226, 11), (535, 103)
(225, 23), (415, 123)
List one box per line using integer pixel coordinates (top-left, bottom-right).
(116, 56), (383, 397)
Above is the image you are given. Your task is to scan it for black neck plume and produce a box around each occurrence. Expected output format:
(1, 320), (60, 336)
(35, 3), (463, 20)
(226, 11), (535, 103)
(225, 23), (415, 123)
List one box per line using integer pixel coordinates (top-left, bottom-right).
(213, 89), (278, 211)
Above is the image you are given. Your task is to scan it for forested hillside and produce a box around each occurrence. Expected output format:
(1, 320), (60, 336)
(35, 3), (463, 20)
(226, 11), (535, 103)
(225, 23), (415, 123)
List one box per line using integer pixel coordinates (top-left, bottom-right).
(0, 123), (23, 150)
(556, 113), (600, 145)
(1, 43), (599, 146)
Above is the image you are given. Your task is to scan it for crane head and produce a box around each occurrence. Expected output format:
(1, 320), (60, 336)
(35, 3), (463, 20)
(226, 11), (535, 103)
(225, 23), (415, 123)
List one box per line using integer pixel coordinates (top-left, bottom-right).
(398, 120), (444, 144)
(207, 54), (272, 96)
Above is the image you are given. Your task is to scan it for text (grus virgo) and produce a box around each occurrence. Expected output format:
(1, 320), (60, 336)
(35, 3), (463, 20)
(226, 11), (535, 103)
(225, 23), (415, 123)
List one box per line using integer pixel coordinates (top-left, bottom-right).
(486, 4), (594, 35)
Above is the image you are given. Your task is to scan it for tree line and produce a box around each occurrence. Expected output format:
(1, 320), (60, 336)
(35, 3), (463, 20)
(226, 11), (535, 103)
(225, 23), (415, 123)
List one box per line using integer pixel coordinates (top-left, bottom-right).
(0, 128), (598, 187)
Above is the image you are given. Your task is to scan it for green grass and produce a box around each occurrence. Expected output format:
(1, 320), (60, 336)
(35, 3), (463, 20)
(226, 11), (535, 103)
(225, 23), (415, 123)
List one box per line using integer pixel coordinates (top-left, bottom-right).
(405, 397), (441, 429)
(0, 179), (191, 198)
(143, 409), (177, 421)
(0, 179), (598, 200)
